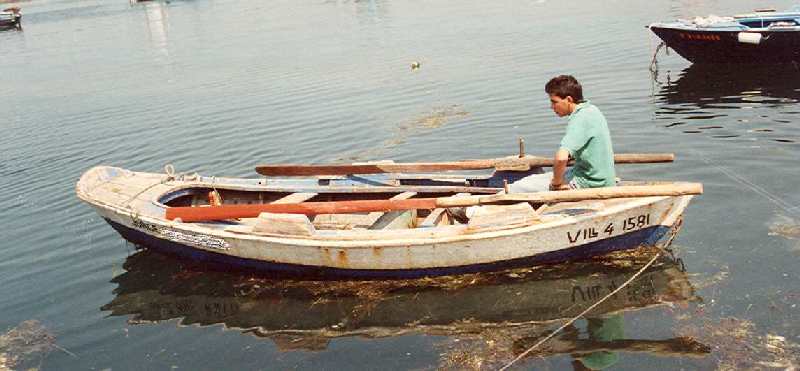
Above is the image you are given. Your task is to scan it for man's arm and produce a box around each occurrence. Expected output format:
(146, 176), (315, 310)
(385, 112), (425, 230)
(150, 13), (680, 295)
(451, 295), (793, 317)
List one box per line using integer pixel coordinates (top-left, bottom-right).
(550, 148), (571, 191)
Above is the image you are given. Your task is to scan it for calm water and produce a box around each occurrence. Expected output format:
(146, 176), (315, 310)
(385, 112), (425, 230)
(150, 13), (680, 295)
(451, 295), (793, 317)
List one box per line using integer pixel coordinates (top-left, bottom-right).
(2, 0), (800, 369)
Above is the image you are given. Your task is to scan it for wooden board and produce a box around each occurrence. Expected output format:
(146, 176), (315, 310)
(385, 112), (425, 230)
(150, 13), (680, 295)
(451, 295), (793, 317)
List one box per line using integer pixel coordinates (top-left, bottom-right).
(255, 153), (675, 176)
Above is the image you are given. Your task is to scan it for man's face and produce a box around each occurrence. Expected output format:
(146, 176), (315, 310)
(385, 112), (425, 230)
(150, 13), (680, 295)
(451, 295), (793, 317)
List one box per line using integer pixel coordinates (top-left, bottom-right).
(549, 94), (573, 117)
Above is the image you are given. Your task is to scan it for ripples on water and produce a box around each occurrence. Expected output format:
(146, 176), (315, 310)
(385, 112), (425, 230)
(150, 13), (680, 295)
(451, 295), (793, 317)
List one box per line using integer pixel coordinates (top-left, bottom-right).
(2, 0), (800, 369)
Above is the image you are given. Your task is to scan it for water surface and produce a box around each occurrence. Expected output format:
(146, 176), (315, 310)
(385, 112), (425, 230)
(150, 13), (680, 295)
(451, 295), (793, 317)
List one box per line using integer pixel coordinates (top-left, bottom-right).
(2, 0), (799, 369)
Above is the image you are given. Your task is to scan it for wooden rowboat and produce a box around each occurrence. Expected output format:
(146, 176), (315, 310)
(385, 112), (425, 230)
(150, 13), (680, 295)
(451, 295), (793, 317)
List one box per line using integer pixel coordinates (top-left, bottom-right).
(76, 162), (701, 278)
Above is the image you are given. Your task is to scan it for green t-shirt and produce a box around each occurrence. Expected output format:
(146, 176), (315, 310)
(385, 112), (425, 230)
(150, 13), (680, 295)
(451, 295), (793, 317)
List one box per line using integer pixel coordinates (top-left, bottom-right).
(559, 101), (616, 188)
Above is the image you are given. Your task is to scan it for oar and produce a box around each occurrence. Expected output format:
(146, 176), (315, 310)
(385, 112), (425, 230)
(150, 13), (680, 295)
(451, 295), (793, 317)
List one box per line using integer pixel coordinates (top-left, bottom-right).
(165, 183), (702, 222)
(255, 153), (674, 176)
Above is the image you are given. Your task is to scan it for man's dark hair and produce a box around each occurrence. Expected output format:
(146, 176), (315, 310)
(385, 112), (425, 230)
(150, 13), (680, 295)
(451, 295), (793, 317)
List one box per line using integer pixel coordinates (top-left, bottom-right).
(545, 75), (584, 102)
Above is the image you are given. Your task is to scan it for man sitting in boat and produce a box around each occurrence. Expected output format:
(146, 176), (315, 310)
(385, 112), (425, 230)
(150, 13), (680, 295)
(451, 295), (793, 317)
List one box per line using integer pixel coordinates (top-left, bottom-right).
(509, 75), (616, 192)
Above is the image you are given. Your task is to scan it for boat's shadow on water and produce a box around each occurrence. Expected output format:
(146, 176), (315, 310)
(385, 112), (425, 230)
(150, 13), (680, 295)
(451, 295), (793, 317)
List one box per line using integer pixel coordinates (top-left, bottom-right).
(102, 247), (710, 364)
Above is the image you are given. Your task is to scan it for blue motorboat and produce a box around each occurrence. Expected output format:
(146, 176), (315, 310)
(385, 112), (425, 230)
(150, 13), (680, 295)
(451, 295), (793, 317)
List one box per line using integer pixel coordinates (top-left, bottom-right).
(649, 6), (800, 63)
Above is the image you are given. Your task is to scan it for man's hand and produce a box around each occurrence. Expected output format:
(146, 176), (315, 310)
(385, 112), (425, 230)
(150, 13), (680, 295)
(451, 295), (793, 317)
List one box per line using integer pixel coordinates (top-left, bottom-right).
(549, 182), (570, 191)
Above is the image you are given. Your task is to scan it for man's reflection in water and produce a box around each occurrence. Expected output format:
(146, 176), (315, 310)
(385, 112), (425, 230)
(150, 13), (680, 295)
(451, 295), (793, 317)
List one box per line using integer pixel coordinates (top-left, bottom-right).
(571, 314), (624, 370)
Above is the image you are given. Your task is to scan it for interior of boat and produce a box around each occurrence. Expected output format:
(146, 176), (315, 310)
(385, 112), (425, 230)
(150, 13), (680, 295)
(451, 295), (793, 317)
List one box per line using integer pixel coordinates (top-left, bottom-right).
(155, 183), (621, 238)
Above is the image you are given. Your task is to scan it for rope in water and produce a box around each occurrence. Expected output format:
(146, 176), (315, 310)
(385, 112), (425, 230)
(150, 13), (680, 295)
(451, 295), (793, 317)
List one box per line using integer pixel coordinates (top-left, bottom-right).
(694, 151), (799, 216)
(498, 249), (663, 371)
(648, 41), (667, 75)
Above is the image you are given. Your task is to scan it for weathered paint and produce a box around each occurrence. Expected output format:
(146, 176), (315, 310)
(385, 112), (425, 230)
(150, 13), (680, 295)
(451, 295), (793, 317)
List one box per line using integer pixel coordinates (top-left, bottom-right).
(105, 218), (673, 278)
(336, 250), (349, 268)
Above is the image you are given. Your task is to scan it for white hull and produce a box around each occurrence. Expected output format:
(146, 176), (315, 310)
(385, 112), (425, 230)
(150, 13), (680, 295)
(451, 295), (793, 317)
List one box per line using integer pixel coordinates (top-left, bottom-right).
(78, 166), (694, 276)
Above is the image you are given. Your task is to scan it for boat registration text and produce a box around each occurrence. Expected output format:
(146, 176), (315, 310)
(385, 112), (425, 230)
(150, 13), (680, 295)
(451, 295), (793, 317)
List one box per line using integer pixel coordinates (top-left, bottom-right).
(567, 213), (651, 244)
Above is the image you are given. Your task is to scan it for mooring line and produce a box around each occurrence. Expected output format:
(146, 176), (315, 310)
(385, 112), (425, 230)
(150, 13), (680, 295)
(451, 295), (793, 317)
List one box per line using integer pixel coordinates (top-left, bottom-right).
(498, 250), (662, 371)
(53, 343), (78, 358)
(694, 152), (799, 216)
(649, 41), (667, 75)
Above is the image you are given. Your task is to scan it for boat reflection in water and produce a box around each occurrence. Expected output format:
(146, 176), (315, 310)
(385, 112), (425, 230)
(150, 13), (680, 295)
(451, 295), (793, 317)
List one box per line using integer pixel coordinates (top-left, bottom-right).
(102, 247), (709, 365)
(654, 63), (800, 143)
(656, 63), (800, 108)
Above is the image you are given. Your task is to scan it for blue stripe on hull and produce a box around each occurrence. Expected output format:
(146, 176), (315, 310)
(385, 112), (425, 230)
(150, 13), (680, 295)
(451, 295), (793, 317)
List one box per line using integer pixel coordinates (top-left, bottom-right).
(106, 219), (671, 279)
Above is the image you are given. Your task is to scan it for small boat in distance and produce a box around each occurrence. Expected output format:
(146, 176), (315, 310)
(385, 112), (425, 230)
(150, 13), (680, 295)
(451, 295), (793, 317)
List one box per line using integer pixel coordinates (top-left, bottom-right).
(648, 5), (800, 64)
(76, 155), (701, 278)
(0, 7), (21, 30)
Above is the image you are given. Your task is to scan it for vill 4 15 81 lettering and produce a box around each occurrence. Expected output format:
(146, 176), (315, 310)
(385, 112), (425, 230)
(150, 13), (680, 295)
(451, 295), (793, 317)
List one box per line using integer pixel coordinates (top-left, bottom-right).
(567, 213), (651, 243)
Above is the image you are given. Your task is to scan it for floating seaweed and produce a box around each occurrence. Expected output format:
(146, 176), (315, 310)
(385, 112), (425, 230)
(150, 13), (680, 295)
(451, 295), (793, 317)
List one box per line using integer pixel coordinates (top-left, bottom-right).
(0, 320), (56, 370)
(768, 216), (800, 241)
(334, 105), (469, 161)
(677, 317), (800, 369)
(689, 263), (730, 290)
